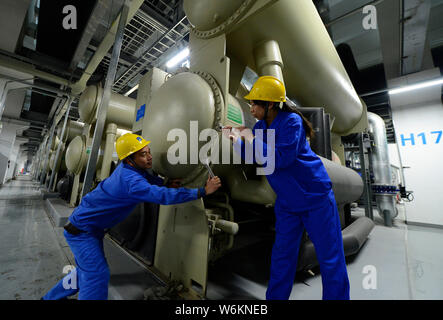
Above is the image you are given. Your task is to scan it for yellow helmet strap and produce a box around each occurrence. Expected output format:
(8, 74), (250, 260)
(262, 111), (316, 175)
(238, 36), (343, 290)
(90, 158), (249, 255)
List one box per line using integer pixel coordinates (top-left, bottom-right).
(126, 153), (145, 171)
(264, 103), (270, 120)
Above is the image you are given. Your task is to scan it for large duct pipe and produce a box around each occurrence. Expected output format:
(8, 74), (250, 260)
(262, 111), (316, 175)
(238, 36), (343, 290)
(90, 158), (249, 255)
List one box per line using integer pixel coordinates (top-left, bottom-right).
(57, 120), (84, 143)
(320, 156), (364, 205)
(78, 84), (136, 130)
(184, 0), (364, 134)
(368, 112), (397, 226)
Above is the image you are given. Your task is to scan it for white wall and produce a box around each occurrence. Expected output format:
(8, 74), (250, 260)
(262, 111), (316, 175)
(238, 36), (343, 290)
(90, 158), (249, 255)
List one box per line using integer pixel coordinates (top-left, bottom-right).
(388, 68), (443, 227)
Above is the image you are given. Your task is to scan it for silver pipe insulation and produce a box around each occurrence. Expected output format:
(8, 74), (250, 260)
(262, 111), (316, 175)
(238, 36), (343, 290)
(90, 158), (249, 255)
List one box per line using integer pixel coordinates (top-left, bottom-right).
(367, 112), (397, 226)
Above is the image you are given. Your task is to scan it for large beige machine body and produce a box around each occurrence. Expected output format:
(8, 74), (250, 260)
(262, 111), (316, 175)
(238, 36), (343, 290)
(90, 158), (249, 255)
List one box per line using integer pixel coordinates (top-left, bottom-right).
(46, 120), (86, 191)
(131, 0), (369, 298)
(39, 135), (61, 184)
(65, 85), (135, 206)
(184, 0), (365, 134)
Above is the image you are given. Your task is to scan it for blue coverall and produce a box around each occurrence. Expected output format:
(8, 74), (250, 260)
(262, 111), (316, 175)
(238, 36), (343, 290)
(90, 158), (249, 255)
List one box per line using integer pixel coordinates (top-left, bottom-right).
(233, 111), (350, 300)
(43, 162), (205, 300)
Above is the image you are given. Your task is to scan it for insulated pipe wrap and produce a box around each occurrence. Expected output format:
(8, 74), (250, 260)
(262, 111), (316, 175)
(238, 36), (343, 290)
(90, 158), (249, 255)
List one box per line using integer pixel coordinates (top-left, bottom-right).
(320, 156), (364, 205)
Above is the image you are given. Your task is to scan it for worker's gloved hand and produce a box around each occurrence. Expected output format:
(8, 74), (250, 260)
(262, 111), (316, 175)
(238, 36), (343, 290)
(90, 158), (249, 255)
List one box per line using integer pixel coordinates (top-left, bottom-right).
(205, 176), (222, 195)
(167, 178), (182, 188)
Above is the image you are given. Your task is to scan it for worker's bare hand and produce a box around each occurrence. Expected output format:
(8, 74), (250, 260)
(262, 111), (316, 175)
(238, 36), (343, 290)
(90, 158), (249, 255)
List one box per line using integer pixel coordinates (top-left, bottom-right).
(222, 126), (248, 143)
(205, 176), (221, 195)
(222, 126), (233, 140)
(238, 127), (254, 143)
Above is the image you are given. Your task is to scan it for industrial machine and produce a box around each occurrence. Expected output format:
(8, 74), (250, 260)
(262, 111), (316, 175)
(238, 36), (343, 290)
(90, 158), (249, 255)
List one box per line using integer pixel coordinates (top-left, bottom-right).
(40, 135), (59, 186)
(61, 84), (135, 207)
(105, 0), (375, 299)
(47, 120), (85, 192)
(343, 112), (410, 227)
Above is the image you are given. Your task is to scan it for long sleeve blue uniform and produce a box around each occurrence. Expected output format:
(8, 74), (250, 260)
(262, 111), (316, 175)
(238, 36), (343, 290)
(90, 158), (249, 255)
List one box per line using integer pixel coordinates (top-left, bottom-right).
(43, 162), (205, 300)
(234, 111), (350, 300)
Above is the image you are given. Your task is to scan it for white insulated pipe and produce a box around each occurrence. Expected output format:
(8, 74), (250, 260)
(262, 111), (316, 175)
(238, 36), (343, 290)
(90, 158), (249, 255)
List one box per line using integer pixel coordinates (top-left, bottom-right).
(368, 112), (397, 224)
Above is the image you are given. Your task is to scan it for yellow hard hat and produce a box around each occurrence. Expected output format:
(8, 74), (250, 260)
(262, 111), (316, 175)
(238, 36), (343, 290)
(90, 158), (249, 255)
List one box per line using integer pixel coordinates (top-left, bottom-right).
(116, 133), (151, 160)
(244, 76), (286, 103)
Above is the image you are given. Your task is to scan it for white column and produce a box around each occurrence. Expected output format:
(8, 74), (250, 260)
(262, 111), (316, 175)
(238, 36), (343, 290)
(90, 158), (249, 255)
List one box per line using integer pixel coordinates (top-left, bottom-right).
(5, 141), (21, 181)
(0, 122), (21, 184)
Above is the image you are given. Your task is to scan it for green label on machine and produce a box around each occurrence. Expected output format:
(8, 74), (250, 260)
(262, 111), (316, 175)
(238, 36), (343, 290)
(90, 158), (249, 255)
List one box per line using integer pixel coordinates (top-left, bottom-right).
(227, 104), (243, 125)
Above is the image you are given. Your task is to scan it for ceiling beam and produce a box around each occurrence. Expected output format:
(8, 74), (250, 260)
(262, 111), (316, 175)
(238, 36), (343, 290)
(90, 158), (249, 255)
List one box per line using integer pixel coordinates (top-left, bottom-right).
(377, 0), (402, 80)
(68, 0), (111, 73)
(402, 0), (432, 75)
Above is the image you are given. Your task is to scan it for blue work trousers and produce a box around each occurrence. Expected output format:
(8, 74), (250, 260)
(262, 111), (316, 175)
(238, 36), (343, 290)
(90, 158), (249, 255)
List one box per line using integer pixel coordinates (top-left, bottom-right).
(266, 191), (350, 300)
(42, 230), (110, 300)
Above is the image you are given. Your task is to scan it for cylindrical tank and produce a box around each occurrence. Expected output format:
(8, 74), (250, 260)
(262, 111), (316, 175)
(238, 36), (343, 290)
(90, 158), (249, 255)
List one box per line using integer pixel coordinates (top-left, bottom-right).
(49, 149), (67, 172)
(184, 0), (363, 134)
(79, 84), (136, 129)
(57, 120), (84, 143)
(65, 136), (104, 175)
(40, 150), (53, 172)
(144, 72), (219, 178)
(50, 136), (60, 151)
(144, 71), (252, 179)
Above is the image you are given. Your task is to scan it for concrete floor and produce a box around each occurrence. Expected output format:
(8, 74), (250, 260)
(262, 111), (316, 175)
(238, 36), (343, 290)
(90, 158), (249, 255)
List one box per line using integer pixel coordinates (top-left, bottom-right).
(0, 175), (74, 300)
(1, 175), (443, 300)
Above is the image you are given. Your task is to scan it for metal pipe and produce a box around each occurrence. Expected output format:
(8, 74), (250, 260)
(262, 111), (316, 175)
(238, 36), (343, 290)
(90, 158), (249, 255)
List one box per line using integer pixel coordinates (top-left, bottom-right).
(253, 40), (284, 84)
(49, 97), (74, 191)
(185, 0), (364, 133)
(40, 125), (56, 185)
(81, 1), (129, 198)
(320, 156), (364, 205)
(0, 115), (47, 127)
(205, 200), (236, 250)
(368, 112), (396, 226)
(0, 56), (71, 88)
(0, 73), (70, 97)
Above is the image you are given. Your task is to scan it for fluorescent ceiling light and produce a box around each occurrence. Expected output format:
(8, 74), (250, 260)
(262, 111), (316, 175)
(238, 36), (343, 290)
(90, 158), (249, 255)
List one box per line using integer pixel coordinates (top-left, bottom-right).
(388, 77), (443, 95)
(166, 48), (189, 68)
(124, 84), (139, 97)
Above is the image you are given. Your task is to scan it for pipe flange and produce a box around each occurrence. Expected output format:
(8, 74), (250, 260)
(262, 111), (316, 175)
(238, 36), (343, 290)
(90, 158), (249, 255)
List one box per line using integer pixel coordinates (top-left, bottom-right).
(192, 70), (224, 129)
(372, 184), (398, 195)
(172, 71), (225, 187)
(190, 0), (255, 39)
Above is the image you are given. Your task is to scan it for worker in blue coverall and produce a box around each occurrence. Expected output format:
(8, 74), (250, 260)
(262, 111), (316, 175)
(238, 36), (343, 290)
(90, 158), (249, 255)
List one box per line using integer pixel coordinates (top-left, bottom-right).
(42, 133), (221, 300)
(225, 76), (350, 300)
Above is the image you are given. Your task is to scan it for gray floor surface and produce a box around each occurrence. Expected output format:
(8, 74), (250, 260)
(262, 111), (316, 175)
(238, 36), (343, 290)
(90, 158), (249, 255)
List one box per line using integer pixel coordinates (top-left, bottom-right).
(1, 175), (442, 300)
